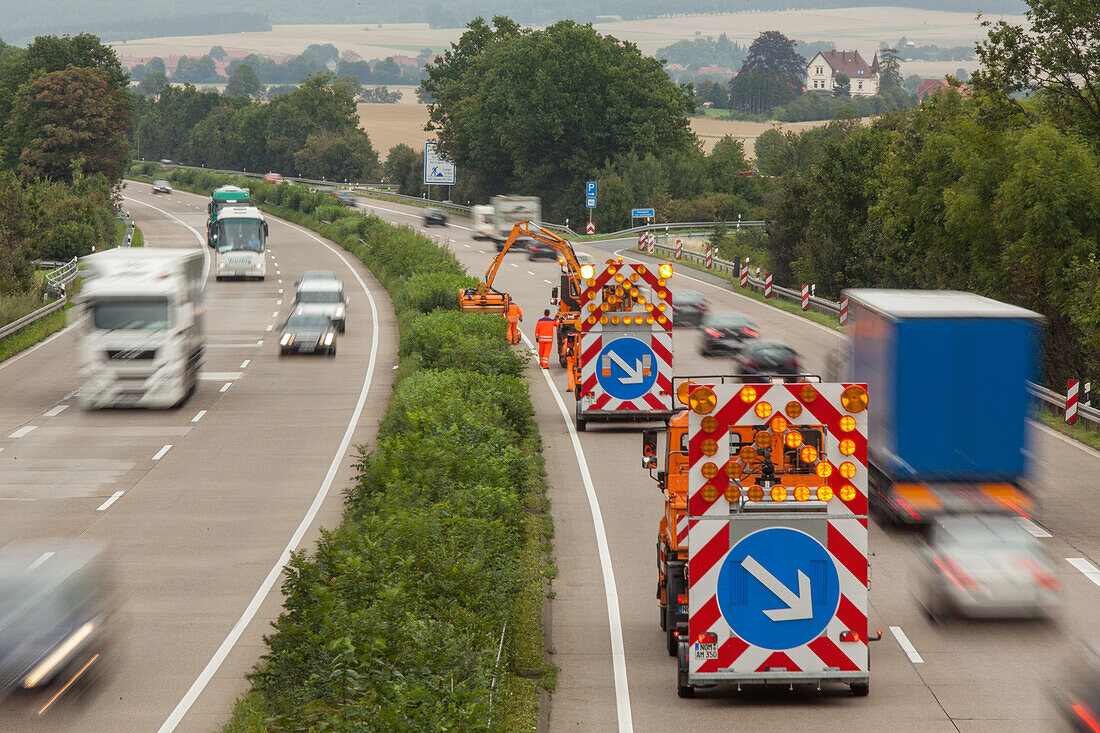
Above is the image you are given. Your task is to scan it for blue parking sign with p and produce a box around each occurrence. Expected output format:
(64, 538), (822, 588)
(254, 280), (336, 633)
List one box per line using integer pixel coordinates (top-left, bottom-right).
(586, 181), (597, 197)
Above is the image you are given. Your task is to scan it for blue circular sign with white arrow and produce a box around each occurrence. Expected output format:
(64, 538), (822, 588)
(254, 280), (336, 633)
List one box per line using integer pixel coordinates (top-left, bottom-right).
(716, 527), (840, 651)
(595, 337), (658, 401)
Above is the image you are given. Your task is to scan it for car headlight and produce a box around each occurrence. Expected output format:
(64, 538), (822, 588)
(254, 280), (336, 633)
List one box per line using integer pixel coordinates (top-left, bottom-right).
(280, 333), (294, 345)
(218, 262), (226, 269)
(322, 332), (334, 345)
(334, 306), (345, 318)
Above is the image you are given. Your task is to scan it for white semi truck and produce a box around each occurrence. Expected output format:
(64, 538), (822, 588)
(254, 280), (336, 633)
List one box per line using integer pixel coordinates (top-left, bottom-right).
(77, 248), (205, 409)
(487, 196), (541, 247)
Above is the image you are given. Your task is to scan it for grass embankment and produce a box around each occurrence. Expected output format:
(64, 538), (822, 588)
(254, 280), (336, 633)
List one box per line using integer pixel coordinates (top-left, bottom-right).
(159, 168), (553, 732)
(1038, 412), (1100, 452)
(130, 224), (144, 247)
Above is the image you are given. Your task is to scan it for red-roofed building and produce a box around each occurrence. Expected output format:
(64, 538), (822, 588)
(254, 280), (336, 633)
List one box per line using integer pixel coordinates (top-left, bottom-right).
(697, 65), (733, 78)
(806, 50), (880, 96)
(916, 78), (969, 100)
(389, 54), (420, 68)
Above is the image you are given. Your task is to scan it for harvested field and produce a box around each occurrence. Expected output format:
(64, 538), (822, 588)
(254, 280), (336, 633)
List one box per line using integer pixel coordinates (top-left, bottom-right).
(358, 103), (430, 156)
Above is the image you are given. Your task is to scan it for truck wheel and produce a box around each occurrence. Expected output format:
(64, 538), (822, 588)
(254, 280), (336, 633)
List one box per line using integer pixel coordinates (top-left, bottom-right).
(676, 640), (695, 698)
(576, 416), (586, 432)
(850, 683), (869, 697)
(659, 602), (667, 631)
(666, 560), (686, 657)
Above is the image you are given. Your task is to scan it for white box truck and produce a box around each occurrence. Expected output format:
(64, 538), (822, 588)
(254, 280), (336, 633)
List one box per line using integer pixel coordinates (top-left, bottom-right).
(77, 248), (205, 409)
(489, 196), (541, 248)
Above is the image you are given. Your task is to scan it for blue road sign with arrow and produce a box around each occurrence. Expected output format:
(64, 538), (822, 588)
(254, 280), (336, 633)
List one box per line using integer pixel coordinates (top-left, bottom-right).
(596, 337), (658, 401)
(716, 527), (840, 650)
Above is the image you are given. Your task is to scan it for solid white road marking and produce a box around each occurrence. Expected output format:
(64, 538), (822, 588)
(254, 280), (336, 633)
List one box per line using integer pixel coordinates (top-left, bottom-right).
(544, 279), (553, 284)
(27, 552), (54, 572)
(152, 445), (172, 460)
(96, 491), (124, 511)
(239, 360), (250, 369)
(9, 426), (37, 438)
(220, 383), (231, 393)
(890, 626), (924, 663)
(159, 216), (382, 733)
(43, 405), (68, 417)
(1017, 518), (1051, 538)
(1068, 558), (1100, 586)
(521, 331), (633, 731)
(191, 410), (207, 423)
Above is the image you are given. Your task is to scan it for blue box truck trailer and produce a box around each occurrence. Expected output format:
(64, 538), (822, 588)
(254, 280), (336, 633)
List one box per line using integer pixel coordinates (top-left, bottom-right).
(842, 290), (1043, 523)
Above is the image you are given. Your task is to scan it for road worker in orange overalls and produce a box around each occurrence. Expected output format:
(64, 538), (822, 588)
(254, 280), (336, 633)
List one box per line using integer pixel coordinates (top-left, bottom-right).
(534, 309), (557, 369)
(505, 299), (523, 344)
(564, 335), (577, 393)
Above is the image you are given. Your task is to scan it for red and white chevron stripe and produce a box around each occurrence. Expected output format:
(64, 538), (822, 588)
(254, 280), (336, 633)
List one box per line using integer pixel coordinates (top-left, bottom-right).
(1066, 380), (1079, 425)
(685, 382), (869, 679)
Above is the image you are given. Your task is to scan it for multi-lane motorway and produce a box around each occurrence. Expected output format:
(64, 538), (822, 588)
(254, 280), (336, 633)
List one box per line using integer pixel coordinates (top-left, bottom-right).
(354, 197), (1100, 732)
(0, 186), (398, 731)
(2, 184), (1098, 731)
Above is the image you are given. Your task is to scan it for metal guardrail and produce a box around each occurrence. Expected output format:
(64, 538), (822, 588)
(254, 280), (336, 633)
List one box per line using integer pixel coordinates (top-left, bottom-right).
(638, 238), (1100, 431)
(0, 257), (77, 341)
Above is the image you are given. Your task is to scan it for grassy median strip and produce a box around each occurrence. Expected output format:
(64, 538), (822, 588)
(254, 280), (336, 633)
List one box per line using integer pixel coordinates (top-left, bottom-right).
(159, 170), (554, 732)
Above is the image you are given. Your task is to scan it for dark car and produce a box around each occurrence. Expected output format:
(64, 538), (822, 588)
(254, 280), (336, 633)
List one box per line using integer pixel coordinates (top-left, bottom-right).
(279, 313), (338, 356)
(670, 290), (709, 327)
(424, 207), (447, 226)
(152, 179), (171, 194)
(334, 191), (357, 207)
(527, 240), (559, 261)
(700, 312), (759, 356)
(734, 339), (801, 381)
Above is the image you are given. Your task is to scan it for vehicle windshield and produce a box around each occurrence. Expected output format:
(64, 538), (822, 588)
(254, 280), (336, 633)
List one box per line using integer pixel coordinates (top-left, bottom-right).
(216, 218), (264, 253)
(154, 180), (170, 187)
(297, 290), (343, 304)
(286, 315), (331, 330)
(91, 298), (170, 330)
(754, 347), (798, 364)
(707, 314), (753, 329)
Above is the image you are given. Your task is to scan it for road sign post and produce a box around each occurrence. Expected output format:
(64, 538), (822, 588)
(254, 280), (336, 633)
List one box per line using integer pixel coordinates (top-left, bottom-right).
(740, 264), (748, 287)
(840, 296), (849, 326)
(705, 248), (713, 269)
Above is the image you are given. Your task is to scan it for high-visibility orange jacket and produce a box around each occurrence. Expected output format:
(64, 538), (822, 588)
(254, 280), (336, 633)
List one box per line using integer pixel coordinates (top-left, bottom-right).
(505, 302), (523, 323)
(535, 317), (557, 343)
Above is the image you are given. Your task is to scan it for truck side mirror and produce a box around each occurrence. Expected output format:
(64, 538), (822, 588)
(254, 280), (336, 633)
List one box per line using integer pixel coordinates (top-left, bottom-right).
(550, 286), (559, 305)
(263, 221), (270, 237)
(642, 429), (658, 468)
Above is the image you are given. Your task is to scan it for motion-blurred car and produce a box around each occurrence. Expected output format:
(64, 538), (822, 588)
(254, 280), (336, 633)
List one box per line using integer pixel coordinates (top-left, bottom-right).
(670, 290), (709, 327)
(575, 252), (597, 267)
(296, 270), (338, 288)
(279, 313), (337, 356)
(151, 180), (171, 194)
(700, 312), (759, 356)
(527, 240), (559, 261)
(1055, 643), (1100, 731)
(295, 278), (348, 333)
(334, 191), (357, 207)
(424, 207), (447, 226)
(264, 172), (284, 184)
(0, 541), (114, 700)
(734, 339), (801, 381)
(918, 515), (1061, 621)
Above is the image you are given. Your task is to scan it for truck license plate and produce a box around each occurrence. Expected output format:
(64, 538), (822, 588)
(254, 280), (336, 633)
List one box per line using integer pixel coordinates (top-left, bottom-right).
(693, 641), (718, 661)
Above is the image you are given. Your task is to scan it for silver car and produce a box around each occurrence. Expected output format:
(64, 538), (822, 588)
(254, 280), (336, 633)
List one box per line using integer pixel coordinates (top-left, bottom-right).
(279, 313), (337, 356)
(294, 278), (347, 333)
(919, 515), (1061, 621)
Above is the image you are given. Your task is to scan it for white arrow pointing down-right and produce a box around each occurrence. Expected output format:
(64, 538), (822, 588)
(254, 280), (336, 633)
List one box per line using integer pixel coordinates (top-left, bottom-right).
(741, 556), (813, 621)
(608, 351), (644, 384)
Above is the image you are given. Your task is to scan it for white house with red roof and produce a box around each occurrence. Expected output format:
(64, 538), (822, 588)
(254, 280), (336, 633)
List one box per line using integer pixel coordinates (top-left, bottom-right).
(806, 50), (880, 96)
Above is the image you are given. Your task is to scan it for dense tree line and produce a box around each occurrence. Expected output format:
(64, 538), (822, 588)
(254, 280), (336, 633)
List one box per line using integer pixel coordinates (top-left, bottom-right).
(0, 34), (130, 296)
(131, 73), (380, 181)
(422, 17), (697, 221)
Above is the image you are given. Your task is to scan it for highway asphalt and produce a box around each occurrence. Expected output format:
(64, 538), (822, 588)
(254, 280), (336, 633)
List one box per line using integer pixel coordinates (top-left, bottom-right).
(356, 197), (1098, 732)
(0, 184), (399, 731)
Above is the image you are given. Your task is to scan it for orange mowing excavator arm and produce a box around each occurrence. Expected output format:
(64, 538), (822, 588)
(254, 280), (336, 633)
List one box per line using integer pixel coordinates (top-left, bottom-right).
(458, 220), (584, 314)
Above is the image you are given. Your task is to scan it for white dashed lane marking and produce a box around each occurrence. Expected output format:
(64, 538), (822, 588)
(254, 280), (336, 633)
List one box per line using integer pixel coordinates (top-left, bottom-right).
(43, 405), (69, 417)
(9, 426), (37, 438)
(97, 491), (124, 511)
(152, 445), (172, 460)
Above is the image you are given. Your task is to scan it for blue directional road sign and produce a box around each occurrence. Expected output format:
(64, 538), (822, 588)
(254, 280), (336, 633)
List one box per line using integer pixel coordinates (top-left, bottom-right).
(631, 208), (655, 218)
(586, 181), (598, 197)
(716, 527), (840, 650)
(596, 337), (658, 401)
(586, 196), (597, 208)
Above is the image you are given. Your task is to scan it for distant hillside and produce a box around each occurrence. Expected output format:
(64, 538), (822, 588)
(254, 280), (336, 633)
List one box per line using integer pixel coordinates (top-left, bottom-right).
(2, 1), (1027, 44)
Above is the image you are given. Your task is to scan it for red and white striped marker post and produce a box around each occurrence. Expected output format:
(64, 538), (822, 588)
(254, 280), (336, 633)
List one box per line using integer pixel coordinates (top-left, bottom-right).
(739, 264), (748, 287)
(801, 284), (810, 310)
(764, 274), (773, 298)
(840, 296), (849, 326)
(675, 239), (683, 259)
(647, 232), (656, 254)
(638, 232), (646, 250)
(705, 248), (714, 269)
(1066, 380), (1079, 424)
